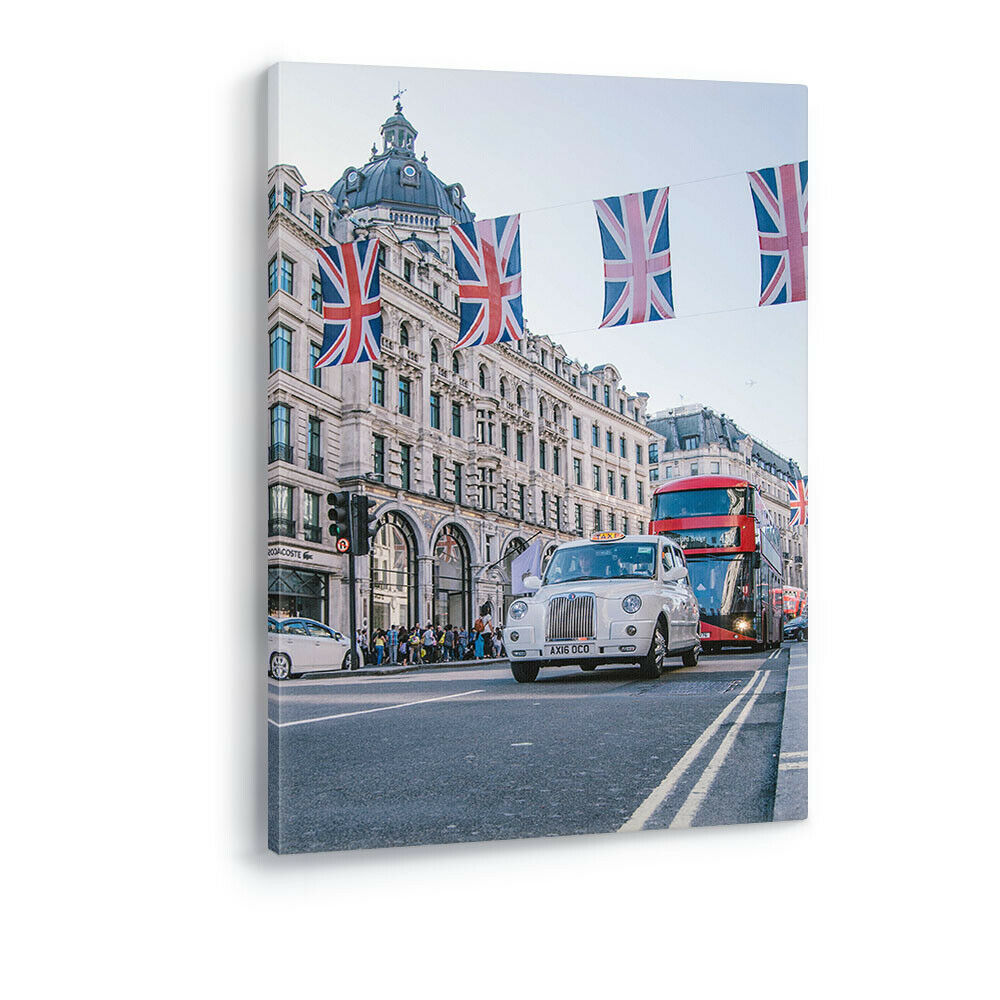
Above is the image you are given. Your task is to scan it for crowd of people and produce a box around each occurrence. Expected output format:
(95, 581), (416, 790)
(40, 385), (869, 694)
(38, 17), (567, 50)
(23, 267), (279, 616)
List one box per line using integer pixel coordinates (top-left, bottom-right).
(352, 614), (505, 667)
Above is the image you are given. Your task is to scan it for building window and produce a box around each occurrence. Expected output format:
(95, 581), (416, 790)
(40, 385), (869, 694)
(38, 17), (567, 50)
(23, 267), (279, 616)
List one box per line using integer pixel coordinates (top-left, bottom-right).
(309, 343), (322, 387)
(307, 417), (323, 473)
(312, 211), (322, 234)
(377, 245), (386, 266)
(592, 384), (598, 401)
(592, 423), (599, 447)
(311, 275), (322, 313)
(398, 376), (411, 416)
(282, 186), (294, 210)
(269, 404), (291, 463)
(516, 431), (524, 462)
(453, 292), (460, 312)
(636, 443), (643, 464)
(454, 462), (463, 503)
(711, 461), (720, 474)
(452, 354), (460, 375)
(303, 491), (321, 541)
(516, 387), (524, 407)
(553, 447), (561, 475)
(540, 349), (548, 368)
(499, 378), (507, 399)
(619, 436), (626, 458)
(690, 463), (698, 476)
(539, 441), (547, 470)
(604, 386), (611, 407)
(650, 468), (660, 481)
(593, 465), (601, 491)
(268, 188), (276, 214)
(268, 256), (278, 296)
(432, 455), (442, 496)
(280, 256), (294, 294)
(430, 340), (439, 364)
(451, 402), (462, 437)
(539, 398), (546, 419)
(621, 475), (628, 499)
(609, 512), (616, 531)
(399, 323), (410, 347)
(575, 504), (583, 532)
(682, 435), (700, 451)
(372, 366), (385, 406)
(573, 458), (582, 485)
(433, 283), (440, 300)
(619, 400), (624, 415)
(606, 430), (613, 453)
(649, 442), (659, 464)
(479, 365), (487, 390)
(268, 484), (294, 537)
(572, 416), (581, 439)
(594, 508), (602, 531)
(403, 259), (413, 283)
(622, 516), (629, 535)
(637, 482), (645, 503)
(608, 471), (615, 497)
(371, 434), (385, 479)
(501, 423), (509, 455)
(541, 490), (549, 526)
(269, 325), (291, 373)
(518, 484), (526, 520)
(430, 392), (441, 429)
(400, 443), (411, 491)
(572, 374), (578, 387)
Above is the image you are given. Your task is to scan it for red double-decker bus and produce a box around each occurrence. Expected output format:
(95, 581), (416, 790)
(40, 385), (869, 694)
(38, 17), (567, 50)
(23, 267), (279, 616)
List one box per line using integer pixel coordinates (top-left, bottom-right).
(648, 475), (783, 650)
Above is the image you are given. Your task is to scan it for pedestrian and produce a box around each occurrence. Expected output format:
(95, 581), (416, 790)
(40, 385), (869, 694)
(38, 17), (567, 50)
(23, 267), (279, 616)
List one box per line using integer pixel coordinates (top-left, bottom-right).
(444, 624), (455, 662)
(374, 630), (385, 666)
(398, 631), (408, 665)
(387, 623), (399, 664)
(422, 623), (437, 663)
(494, 626), (504, 659)
(410, 626), (422, 665)
(458, 626), (469, 660)
(482, 614), (494, 658)
(473, 614), (485, 659)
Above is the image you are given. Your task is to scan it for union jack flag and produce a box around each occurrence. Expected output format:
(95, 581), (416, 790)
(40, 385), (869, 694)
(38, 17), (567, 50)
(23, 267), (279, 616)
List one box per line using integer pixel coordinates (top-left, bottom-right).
(788, 477), (809, 528)
(314, 238), (382, 367)
(748, 161), (808, 306)
(435, 534), (460, 564)
(450, 214), (524, 348)
(593, 186), (673, 327)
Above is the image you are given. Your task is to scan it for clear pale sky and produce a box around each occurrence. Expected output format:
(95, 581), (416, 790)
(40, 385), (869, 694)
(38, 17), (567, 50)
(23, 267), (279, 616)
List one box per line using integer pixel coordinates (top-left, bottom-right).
(271, 63), (807, 469)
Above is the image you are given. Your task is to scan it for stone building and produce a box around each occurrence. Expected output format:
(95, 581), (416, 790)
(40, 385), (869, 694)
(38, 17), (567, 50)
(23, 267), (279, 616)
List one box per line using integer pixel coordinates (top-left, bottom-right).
(266, 102), (655, 632)
(646, 405), (807, 590)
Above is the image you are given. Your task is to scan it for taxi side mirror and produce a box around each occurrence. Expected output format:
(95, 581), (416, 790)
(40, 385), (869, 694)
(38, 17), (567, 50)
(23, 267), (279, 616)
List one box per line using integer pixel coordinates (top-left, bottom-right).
(665, 565), (686, 582)
(523, 575), (542, 591)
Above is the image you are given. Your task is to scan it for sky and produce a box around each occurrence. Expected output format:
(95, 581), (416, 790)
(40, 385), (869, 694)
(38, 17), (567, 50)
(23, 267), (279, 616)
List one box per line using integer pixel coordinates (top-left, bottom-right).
(271, 63), (807, 469)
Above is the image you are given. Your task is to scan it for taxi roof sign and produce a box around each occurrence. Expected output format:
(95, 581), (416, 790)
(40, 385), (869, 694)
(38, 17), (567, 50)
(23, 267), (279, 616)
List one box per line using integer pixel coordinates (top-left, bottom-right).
(590, 530), (625, 542)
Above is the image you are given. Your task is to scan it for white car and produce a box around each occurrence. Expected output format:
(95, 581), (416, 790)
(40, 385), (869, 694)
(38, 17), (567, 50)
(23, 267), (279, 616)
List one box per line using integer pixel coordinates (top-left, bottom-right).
(267, 617), (353, 679)
(504, 533), (702, 682)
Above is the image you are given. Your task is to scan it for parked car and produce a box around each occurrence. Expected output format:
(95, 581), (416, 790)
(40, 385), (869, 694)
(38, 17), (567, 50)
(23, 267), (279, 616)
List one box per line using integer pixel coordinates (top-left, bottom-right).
(783, 614), (808, 642)
(267, 616), (353, 679)
(504, 532), (702, 682)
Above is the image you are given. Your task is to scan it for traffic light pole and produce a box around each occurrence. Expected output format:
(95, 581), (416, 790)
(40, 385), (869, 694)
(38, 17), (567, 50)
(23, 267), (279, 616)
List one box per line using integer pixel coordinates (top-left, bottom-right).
(347, 534), (359, 670)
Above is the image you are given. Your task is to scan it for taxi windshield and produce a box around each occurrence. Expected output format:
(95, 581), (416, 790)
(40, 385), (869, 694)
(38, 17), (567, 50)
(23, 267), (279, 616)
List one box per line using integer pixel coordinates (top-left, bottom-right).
(543, 542), (657, 585)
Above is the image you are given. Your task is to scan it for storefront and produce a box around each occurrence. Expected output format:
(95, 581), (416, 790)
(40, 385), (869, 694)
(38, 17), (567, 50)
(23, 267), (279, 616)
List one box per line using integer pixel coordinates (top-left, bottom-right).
(432, 524), (471, 628)
(369, 512), (418, 631)
(268, 563), (328, 622)
(501, 536), (529, 621)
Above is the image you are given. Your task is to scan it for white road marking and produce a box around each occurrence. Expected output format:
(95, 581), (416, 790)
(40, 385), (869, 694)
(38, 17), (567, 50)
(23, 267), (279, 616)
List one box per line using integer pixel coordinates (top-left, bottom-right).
(510, 742), (533, 747)
(267, 689), (484, 728)
(779, 761), (808, 770)
(788, 665), (808, 671)
(670, 670), (772, 829)
(781, 750), (808, 758)
(618, 671), (761, 833)
(787, 684), (808, 691)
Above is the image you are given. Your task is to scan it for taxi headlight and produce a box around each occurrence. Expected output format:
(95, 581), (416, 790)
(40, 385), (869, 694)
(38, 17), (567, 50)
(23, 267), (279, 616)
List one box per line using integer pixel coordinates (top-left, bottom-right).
(509, 601), (528, 621)
(621, 594), (642, 614)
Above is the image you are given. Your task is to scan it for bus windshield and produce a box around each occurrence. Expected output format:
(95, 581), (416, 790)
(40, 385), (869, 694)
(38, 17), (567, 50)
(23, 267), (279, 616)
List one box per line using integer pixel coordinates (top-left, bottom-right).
(652, 487), (748, 520)
(686, 555), (754, 616)
(668, 526), (741, 550)
(543, 541), (658, 585)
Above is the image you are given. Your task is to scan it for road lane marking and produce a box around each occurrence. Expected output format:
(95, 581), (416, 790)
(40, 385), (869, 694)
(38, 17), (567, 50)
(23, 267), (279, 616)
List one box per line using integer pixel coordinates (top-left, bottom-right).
(787, 684), (808, 691)
(267, 689), (485, 728)
(781, 750), (808, 758)
(669, 670), (772, 829)
(788, 665), (808, 671)
(779, 761), (808, 770)
(510, 742), (533, 747)
(618, 671), (761, 833)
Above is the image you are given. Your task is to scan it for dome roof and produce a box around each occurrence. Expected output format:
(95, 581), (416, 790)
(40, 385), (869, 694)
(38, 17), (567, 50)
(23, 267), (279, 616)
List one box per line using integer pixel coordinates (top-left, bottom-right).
(328, 103), (475, 224)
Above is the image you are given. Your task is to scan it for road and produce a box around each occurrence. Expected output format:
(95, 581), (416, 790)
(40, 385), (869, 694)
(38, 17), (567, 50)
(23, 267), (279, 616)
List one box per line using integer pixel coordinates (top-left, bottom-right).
(268, 644), (802, 853)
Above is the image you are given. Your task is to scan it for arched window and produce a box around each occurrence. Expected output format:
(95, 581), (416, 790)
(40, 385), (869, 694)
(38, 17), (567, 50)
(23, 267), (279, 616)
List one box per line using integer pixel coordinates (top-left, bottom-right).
(516, 386), (523, 407)
(499, 378), (507, 399)
(552, 404), (561, 425)
(370, 512), (418, 630)
(430, 340), (439, 364)
(479, 364), (487, 390)
(452, 354), (460, 375)
(433, 526), (472, 628)
(538, 398), (547, 419)
(399, 322), (410, 348)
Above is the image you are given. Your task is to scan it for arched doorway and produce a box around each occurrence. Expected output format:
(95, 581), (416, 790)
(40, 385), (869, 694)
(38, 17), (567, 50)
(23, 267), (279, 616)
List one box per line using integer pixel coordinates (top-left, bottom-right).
(432, 525), (471, 628)
(369, 512), (418, 631)
(501, 537), (529, 620)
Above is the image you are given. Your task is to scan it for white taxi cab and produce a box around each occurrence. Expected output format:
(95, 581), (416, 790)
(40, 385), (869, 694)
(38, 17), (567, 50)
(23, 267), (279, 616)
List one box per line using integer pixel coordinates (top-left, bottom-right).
(504, 532), (701, 682)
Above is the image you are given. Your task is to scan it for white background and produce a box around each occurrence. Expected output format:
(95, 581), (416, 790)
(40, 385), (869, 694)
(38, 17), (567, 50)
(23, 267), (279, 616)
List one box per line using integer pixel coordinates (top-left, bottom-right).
(3, 2), (995, 996)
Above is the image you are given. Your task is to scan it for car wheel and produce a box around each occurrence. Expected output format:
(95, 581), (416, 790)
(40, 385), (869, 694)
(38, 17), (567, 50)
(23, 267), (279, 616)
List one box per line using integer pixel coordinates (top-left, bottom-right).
(511, 660), (540, 683)
(580, 663), (597, 672)
(639, 620), (668, 679)
(269, 651), (292, 680)
(681, 644), (700, 668)
(799, 629), (807, 642)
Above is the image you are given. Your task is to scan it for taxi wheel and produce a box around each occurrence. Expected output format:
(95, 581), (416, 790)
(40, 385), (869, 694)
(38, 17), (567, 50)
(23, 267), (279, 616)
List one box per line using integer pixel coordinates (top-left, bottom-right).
(682, 644), (700, 668)
(580, 663), (597, 672)
(269, 651), (293, 680)
(511, 660), (540, 683)
(639, 621), (668, 679)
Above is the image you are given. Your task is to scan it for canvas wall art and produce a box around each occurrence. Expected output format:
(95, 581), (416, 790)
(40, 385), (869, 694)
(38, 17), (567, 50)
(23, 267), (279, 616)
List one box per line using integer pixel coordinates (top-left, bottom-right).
(266, 63), (807, 854)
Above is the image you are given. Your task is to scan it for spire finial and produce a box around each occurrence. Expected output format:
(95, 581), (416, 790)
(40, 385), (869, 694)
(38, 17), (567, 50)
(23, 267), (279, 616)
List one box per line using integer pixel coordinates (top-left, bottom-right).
(392, 83), (407, 112)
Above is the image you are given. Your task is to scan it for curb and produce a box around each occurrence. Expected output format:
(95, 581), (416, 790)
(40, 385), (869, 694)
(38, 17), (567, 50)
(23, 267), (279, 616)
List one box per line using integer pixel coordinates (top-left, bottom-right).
(334, 657), (510, 678)
(773, 643), (808, 822)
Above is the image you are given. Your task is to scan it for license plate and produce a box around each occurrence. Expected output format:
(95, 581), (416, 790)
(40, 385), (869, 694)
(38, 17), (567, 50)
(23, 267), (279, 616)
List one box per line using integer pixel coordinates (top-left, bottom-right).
(546, 643), (592, 656)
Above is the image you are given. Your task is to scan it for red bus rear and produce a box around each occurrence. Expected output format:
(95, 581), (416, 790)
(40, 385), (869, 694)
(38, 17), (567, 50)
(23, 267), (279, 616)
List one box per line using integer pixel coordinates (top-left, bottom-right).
(648, 475), (783, 650)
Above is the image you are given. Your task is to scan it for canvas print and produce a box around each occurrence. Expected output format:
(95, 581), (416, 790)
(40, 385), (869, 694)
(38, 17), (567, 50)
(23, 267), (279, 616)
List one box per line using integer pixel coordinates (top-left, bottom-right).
(266, 63), (807, 854)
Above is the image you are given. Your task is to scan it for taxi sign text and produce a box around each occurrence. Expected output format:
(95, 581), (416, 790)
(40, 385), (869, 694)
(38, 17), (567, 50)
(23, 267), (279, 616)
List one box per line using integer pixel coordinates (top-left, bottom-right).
(590, 530), (625, 542)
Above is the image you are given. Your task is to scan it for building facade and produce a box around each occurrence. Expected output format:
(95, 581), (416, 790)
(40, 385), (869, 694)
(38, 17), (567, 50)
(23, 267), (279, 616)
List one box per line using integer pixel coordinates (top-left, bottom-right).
(266, 103), (655, 633)
(646, 405), (807, 590)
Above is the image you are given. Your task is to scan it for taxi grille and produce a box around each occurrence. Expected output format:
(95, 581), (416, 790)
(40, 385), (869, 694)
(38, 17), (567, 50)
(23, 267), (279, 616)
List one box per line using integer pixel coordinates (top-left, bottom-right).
(545, 594), (595, 642)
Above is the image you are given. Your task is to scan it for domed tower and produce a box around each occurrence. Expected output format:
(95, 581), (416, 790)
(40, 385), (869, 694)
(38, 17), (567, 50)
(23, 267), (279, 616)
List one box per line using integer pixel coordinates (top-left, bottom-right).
(329, 101), (475, 225)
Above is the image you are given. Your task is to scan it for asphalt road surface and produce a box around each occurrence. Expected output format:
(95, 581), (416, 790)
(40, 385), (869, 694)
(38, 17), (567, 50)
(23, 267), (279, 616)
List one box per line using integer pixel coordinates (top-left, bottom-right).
(268, 645), (793, 853)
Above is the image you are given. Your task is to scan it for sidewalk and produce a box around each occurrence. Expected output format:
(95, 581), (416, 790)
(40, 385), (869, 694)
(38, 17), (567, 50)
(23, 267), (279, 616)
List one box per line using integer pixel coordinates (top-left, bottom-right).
(336, 655), (510, 678)
(773, 641), (808, 821)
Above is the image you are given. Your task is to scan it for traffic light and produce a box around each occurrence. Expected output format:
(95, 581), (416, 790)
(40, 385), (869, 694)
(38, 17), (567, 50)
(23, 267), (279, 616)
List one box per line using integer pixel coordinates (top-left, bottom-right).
(353, 495), (379, 556)
(327, 491), (352, 546)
